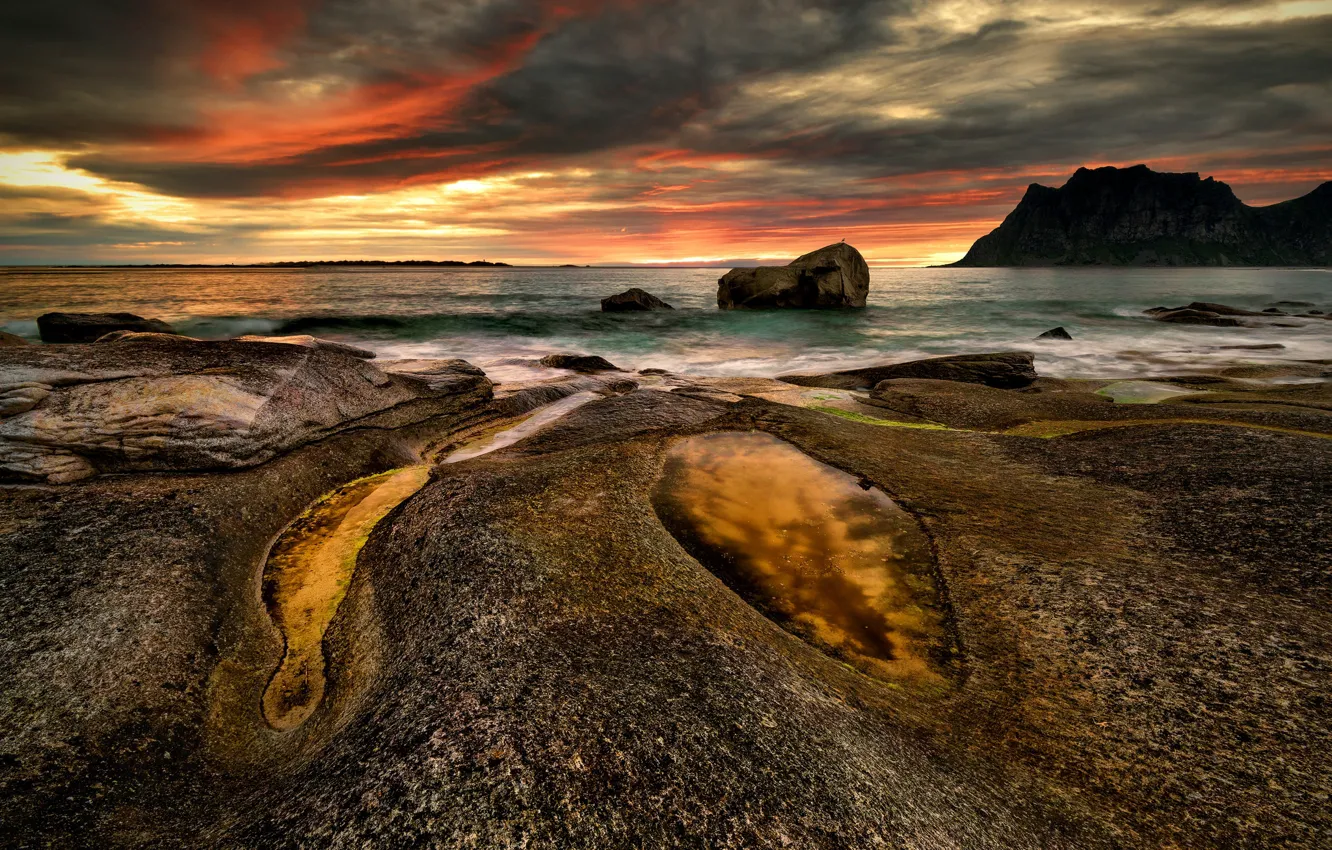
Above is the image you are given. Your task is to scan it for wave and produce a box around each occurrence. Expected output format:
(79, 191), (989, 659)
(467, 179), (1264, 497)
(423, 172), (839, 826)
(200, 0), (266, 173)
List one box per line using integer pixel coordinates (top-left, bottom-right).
(274, 315), (410, 334)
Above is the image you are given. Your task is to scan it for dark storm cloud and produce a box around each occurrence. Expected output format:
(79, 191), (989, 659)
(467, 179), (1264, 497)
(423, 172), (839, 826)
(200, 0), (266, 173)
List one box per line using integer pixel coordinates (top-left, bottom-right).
(688, 13), (1332, 177)
(5, 0), (1329, 201)
(44, 0), (912, 197)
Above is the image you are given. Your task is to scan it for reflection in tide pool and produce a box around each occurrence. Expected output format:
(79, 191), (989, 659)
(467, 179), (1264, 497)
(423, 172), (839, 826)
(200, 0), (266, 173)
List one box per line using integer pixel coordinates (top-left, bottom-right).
(653, 431), (954, 683)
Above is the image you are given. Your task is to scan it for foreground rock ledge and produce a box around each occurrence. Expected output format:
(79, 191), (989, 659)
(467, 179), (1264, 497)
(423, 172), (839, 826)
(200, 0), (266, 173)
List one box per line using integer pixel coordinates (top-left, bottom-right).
(0, 337), (491, 483)
(0, 369), (1329, 847)
(718, 242), (870, 309)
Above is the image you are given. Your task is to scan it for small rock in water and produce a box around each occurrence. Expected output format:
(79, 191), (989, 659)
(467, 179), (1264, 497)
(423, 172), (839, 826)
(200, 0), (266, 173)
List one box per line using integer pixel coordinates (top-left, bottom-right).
(601, 288), (674, 312)
(0, 331), (28, 347)
(1036, 327), (1073, 341)
(540, 353), (620, 372)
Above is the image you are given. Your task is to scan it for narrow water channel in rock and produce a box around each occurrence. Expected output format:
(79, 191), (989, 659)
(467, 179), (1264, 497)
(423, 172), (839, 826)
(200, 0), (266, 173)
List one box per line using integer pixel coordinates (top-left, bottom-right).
(261, 465), (430, 730)
(444, 391), (600, 463)
(653, 431), (954, 683)
(260, 392), (604, 731)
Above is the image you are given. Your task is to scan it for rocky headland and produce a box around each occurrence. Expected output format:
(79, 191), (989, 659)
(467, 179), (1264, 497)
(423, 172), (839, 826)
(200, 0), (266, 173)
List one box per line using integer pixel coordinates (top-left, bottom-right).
(1, 323), (1330, 849)
(952, 165), (1332, 266)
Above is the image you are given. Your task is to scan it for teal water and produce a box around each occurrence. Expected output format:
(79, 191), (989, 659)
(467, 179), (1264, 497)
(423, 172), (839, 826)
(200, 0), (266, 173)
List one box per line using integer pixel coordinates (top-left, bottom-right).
(2, 266), (1329, 379)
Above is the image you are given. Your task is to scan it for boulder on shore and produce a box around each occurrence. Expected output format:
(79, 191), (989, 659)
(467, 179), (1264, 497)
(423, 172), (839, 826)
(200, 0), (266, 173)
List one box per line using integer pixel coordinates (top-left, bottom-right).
(781, 352), (1038, 390)
(0, 337), (490, 483)
(1036, 327), (1073, 341)
(37, 311), (175, 343)
(601, 288), (674, 312)
(718, 243), (869, 309)
(540, 353), (620, 372)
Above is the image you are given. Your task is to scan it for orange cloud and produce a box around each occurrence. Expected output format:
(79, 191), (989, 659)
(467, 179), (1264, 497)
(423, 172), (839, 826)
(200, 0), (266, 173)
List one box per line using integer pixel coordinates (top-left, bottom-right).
(186, 0), (315, 85)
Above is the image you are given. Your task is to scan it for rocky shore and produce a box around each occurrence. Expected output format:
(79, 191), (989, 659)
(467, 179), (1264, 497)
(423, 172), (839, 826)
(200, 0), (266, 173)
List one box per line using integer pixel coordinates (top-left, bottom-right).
(1, 327), (1329, 848)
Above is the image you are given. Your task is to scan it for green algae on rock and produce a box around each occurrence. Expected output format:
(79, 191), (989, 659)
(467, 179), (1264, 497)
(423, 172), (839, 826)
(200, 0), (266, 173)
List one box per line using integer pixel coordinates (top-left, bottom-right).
(1096, 380), (1205, 404)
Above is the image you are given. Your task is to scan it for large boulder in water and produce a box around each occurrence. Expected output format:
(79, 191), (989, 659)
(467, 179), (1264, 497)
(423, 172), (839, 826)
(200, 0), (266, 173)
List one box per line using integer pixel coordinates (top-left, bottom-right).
(601, 288), (674, 312)
(718, 243), (869, 309)
(781, 352), (1038, 390)
(0, 337), (491, 483)
(37, 311), (175, 343)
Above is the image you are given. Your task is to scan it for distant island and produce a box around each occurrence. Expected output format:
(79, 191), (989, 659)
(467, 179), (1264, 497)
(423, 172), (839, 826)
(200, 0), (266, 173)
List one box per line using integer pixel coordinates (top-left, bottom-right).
(951, 164), (1331, 267)
(29, 260), (514, 269)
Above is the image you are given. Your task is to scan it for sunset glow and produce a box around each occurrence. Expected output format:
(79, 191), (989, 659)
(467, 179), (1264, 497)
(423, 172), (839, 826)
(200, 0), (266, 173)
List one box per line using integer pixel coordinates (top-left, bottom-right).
(2, 0), (1329, 265)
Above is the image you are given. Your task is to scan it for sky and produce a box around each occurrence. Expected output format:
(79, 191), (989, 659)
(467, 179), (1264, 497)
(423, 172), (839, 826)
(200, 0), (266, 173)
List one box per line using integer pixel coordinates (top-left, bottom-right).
(1, 0), (1330, 267)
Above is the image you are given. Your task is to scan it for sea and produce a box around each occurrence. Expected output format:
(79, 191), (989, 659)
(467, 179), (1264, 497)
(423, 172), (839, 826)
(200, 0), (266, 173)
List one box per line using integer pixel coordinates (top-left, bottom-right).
(2, 266), (1329, 382)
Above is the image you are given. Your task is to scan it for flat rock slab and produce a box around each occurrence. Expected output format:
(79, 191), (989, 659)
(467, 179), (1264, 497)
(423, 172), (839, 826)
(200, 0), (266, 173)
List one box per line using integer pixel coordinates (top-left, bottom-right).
(783, 351), (1038, 390)
(0, 339), (490, 483)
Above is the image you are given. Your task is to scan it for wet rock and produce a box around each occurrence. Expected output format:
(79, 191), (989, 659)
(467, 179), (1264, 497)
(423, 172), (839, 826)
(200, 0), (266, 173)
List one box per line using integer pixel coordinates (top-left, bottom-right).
(37, 311), (175, 343)
(1144, 301), (1300, 326)
(379, 358), (489, 394)
(601, 288), (674, 312)
(1144, 307), (1244, 327)
(0, 338), (491, 483)
(718, 242), (869, 309)
(0, 383), (51, 416)
(1180, 302), (1279, 316)
(1270, 300), (1315, 308)
(539, 353), (620, 372)
(1036, 327), (1073, 340)
(237, 334), (376, 359)
(782, 352), (1038, 391)
(95, 330), (195, 344)
(0, 331), (28, 347)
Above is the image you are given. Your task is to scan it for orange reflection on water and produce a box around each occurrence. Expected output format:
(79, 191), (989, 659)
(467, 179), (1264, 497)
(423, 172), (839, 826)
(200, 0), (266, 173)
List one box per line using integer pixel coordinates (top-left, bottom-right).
(654, 432), (951, 682)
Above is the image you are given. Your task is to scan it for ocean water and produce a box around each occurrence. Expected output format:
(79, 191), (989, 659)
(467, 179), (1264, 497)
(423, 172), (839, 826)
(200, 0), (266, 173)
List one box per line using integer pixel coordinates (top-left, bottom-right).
(2, 266), (1329, 381)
